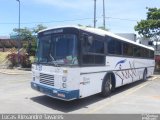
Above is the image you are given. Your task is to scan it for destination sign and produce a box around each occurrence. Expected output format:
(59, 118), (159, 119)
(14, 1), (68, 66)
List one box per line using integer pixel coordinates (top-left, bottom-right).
(43, 29), (63, 35)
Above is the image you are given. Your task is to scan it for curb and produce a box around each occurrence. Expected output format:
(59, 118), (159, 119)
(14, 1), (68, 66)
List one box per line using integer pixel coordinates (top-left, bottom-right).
(16, 68), (31, 71)
(0, 69), (31, 75)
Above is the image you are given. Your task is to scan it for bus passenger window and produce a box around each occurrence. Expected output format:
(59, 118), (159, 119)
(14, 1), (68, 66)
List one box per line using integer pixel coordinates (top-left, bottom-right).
(115, 40), (122, 55)
(95, 55), (105, 64)
(82, 35), (105, 65)
(83, 35), (94, 53)
(140, 48), (149, 58)
(83, 55), (94, 64)
(95, 40), (104, 54)
(108, 39), (115, 54)
(83, 36), (104, 54)
(134, 46), (140, 57)
(150, 51), (154, 58)
(123, 43), (133, 56)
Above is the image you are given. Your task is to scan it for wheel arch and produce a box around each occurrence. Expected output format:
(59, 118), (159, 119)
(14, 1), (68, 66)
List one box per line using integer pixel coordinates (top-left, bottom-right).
(102, 72), (116, 92)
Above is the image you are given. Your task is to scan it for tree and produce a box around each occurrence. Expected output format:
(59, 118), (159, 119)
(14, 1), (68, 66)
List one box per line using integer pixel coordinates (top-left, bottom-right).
(77, 24), (109, 31)
(13, 27), (34, 41)
(77, 24), (92, 28)
(135, 8), (160, 44)
(12, 24), (47, 41)
(11, 24), (47, 56)
(98, 26), (109, 31)
(31, 24), (47, 55)
(33, 24), (47, 35)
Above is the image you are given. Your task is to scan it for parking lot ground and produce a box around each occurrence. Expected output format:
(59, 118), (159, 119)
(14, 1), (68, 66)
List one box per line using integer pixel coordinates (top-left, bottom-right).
(0, 72), (160, 114)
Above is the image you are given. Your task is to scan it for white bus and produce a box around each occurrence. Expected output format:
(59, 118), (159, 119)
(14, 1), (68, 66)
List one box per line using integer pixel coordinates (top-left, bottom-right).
(31, 26), (155, 101)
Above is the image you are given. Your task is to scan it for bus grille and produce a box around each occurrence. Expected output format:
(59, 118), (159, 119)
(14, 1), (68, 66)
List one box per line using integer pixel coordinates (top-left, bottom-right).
(40, 73), (54, 86)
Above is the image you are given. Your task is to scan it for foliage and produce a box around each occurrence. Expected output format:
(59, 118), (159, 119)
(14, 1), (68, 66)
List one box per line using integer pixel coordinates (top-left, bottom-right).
(33, 24), (47, 34)
(11, 24), (47, 56)
(7, 53), (31, 68)
(78, 24), (92, 28)
(12, 24), (47, 41)
(98, 26), (109, 31)
(13, 27), (34, 41)
(135, 8), (160, 40)
(29, 42), (37, 56)
(78, 24), (109, 31)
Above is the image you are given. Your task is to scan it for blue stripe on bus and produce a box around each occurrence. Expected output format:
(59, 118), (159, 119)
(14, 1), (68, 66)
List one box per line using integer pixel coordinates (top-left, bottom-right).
(31, 82), (79, 101)
(115, 59), (127, 68)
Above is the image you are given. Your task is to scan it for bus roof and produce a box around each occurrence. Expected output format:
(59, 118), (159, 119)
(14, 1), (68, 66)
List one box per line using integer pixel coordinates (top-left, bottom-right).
(39, 25), (154, 51)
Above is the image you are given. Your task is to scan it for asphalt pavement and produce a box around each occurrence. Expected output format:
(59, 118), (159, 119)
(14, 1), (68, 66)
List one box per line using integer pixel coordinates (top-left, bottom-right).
(0, 71), (160, 113)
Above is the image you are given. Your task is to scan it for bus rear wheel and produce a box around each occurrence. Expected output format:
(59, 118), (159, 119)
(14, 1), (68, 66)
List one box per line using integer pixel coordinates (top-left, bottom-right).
(101, 74), (112, 97)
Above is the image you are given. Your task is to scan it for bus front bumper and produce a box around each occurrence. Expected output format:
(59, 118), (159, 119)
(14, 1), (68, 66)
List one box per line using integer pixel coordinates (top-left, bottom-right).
(31, 82), (79, 101)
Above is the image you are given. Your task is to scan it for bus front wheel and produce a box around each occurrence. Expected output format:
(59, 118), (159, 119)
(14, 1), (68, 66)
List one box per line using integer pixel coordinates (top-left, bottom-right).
(101, 74), (112, 97)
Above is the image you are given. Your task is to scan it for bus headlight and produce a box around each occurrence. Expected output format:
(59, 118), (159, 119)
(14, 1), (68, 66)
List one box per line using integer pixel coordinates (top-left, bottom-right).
(62, 76), (67, 82)
(35, 73), (40, 80)
(62, 83), (67, 88)
(63, 69), (68, 74)
(35, 75), (40, 80)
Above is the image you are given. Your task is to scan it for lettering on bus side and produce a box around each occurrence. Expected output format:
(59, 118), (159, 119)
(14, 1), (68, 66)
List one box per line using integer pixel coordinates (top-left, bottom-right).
(114, 59), (137, 84)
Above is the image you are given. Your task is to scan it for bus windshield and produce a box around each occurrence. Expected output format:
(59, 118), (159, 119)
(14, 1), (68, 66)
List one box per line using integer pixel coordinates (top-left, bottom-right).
(36, 34), (78, 66)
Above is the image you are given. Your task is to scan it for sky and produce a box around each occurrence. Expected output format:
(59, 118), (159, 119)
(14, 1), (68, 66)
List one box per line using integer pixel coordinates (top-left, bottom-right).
(0, 0), (160, 36)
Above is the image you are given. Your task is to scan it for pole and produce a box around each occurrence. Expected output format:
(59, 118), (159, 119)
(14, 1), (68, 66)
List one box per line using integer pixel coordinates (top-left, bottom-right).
(16, 0), (20, 65)
(103, 0), (106, 29)
(94, 0), (96, 28)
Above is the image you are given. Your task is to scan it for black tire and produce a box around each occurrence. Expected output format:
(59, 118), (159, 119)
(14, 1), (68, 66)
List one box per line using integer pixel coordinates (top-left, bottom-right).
(101, 74), (112, 97)
(142, 69), (147, 81)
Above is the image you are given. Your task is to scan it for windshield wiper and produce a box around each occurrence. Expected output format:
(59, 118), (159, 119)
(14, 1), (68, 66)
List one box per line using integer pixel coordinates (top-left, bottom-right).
(49, 54), (59, 67)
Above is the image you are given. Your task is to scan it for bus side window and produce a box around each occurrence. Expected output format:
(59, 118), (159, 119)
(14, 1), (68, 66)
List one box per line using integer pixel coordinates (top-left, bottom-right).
(94, 40), (104, 54)
(144, 49), (149, 58)
(115, 40), (122, 55)
(107, 38), (122, 55)
(140, 48), (144, 58)
(141, 48), (149, 58)
(149, 50), (154, 58)
(123, 43), (133, 56)
(146, 49), (150, 58)
(82, 34), (94, 53)
(82, 33), (105, 65)
(134, 46), (140, 57)
(108, 38), (115, 54)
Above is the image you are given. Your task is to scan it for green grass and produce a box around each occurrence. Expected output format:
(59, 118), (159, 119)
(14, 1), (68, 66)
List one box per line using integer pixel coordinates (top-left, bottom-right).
(0, 52), (10, 64)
